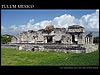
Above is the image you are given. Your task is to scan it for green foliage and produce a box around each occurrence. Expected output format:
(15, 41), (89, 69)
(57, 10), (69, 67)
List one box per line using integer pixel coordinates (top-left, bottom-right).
(93, 36), (99, 43)
(1, 48), (99, 66)
(1, 34), (13, 44)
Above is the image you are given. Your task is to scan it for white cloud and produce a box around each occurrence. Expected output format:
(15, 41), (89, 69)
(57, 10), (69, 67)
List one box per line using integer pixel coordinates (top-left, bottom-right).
(1, 10), (99, 35)
(18, 19), (35, 31)
(9, 25), (18, 31)
(1, 26), (5, 30)
(33, 20), (52, 30)
(27, 19), (34, 25)
(80, 9), (99, 30)
(52, 14), (76, 28)
(96, 9), (99, 12)
(1, 26), (6, 35)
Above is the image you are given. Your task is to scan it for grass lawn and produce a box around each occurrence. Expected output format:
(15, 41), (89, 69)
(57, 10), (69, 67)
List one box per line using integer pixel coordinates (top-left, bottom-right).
(1, 48), (99, 66)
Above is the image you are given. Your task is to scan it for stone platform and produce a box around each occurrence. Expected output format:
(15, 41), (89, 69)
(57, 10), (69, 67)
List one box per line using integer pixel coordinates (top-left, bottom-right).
(1, 43), (98, 53)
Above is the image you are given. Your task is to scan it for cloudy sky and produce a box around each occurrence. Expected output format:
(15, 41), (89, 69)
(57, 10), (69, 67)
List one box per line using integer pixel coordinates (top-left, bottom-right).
(1, 9), (99, 35)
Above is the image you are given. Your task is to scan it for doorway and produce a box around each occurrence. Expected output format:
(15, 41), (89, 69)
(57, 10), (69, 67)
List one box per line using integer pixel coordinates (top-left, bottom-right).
(55, 40), (61, 44)
(47, 36), (52, 43)
(72, 35), (78, 44)
(31, 48), (34, 51)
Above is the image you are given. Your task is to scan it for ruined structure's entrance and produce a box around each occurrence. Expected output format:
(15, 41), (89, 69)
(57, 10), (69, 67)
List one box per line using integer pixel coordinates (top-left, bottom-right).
(55, 40), (61, 44)
(47, 36), (52, 43)
(72, 35), (78, 44)
(32, 48), (34, 51)
(72, 35), (75, 43)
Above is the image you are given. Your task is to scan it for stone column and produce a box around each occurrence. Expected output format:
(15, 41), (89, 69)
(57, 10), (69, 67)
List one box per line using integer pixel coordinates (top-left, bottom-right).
(44, 36), (47, 43)
(89, 36), (93, 44)
(52, 37), (54, 43)
(75, 35), (78, 41)
(89, 32), (93, 45)
(82, 33), (85, 44)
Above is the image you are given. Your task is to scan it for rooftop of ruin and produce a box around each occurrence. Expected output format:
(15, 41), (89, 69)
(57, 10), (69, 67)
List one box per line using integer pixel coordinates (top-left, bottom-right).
(22, 25), (85, 33)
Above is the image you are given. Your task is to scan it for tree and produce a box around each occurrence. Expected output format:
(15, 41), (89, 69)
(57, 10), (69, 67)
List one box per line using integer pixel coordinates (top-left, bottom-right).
(93, 36), (99, 43)
(1, 34), (13, 44)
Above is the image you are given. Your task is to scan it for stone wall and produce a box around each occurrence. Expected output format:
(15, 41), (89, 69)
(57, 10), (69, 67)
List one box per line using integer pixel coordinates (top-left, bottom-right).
(62, 34), (72, 44)
(41, 45), (86, 53)
(78, 33), (85, 44)
(7, 43), (86, 53)
(1, 43), (98, 53)
(83, 44), (98, 53)
(1, 44), (18, 49)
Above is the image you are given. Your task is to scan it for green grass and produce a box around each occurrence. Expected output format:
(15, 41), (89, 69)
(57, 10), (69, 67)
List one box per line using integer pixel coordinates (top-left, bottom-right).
(1, 48), (99, 66)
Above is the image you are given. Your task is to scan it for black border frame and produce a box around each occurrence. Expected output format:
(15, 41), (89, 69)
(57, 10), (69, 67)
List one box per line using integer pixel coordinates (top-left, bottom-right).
(1, 0), (99, 74)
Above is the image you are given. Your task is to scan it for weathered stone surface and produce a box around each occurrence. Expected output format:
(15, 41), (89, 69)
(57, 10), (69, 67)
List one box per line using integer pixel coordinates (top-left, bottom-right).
(45, 25), (54, 31)
(1, 44), (18, 49)
(8, 25), (98, 53)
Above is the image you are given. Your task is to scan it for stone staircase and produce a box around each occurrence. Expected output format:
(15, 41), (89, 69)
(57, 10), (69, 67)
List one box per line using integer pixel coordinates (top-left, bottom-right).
(41, 44), (86, 53)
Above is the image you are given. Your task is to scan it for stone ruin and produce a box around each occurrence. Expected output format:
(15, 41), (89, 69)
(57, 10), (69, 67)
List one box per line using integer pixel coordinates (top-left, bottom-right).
(7, 25), (98, 53)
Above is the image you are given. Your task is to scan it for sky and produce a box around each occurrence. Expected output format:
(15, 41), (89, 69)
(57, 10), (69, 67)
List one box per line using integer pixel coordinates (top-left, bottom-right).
(1, 9), (99, 35)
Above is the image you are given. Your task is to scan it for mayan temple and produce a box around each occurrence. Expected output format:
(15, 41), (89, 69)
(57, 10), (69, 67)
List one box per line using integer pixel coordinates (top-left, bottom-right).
(9, 25), (98, 53)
